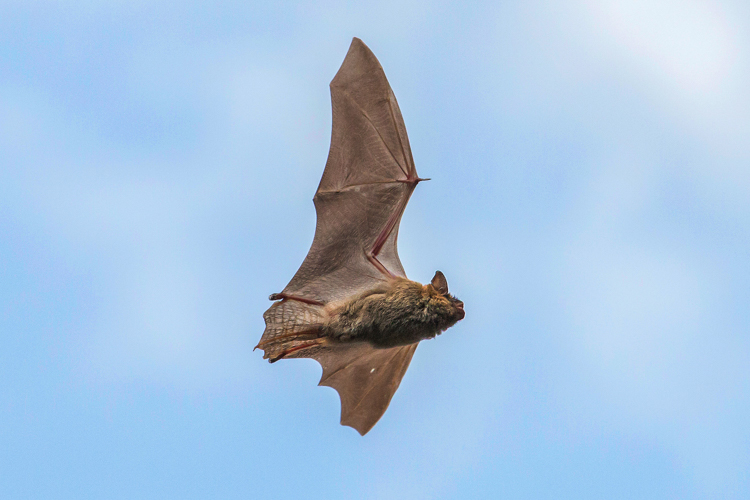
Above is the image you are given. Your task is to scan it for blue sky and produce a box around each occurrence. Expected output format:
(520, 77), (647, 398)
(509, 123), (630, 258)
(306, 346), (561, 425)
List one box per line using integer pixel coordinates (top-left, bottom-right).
(2, 1), (749, 498)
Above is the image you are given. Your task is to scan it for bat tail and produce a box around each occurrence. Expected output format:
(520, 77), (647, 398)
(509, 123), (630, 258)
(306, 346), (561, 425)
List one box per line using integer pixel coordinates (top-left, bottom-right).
(257, 299), (327, 362)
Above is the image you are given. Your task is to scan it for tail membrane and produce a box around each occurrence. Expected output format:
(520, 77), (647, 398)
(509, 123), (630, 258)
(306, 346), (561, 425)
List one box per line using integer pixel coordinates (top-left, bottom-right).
(257, 299), (326, 361)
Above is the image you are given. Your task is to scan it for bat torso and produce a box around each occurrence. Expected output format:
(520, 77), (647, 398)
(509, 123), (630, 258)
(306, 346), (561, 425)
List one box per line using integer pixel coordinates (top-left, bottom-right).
(324, 278), (465, 348)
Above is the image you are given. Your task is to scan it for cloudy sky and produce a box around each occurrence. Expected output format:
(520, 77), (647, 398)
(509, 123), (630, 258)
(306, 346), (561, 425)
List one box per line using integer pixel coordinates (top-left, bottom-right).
(2, 0), (749, 498)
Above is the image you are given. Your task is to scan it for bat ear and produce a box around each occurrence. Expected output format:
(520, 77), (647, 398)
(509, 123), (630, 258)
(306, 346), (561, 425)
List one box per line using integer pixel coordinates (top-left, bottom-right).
(430, 271), (449, 294)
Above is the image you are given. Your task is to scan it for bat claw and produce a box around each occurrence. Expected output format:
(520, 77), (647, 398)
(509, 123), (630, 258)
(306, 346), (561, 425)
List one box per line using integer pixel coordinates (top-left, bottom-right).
(398, 177), (429, 184)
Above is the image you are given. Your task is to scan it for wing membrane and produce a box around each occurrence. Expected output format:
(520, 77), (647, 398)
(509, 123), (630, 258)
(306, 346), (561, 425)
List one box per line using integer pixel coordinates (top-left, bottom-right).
(280, 37), (419, 305)
(308, 342), (418, 435)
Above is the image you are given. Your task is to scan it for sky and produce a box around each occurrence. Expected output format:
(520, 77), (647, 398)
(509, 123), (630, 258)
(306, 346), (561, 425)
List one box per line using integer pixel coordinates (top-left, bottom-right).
(1, 0), (749, 498)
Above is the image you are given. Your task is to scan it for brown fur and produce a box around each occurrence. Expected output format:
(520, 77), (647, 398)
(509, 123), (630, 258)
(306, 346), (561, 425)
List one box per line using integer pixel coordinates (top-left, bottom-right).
(325, 277), (464, 347)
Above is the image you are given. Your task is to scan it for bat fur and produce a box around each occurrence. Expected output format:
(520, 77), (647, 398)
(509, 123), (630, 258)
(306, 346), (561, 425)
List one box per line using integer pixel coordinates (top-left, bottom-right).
(258, 272), (464, 359)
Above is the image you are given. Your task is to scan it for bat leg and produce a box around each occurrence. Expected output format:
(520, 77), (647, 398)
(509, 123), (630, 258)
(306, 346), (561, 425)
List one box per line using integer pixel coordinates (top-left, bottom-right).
(269, 337), (328, 363)
(255, 328), (323, 350)
(269, 293), (325, 306)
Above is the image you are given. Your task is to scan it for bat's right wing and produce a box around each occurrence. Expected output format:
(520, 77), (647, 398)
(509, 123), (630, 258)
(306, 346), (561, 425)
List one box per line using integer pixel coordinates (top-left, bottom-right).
(276, 37), (422, 306)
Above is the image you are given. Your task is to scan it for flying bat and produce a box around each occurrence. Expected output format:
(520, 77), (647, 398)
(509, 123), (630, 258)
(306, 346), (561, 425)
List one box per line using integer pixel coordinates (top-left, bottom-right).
(256, 38), (465, 435)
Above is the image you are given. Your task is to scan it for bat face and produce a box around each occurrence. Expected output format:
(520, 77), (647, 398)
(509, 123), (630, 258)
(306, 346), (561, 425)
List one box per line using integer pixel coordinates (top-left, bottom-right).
(429, 270), (465, 322)
(256, 38), (464, 435)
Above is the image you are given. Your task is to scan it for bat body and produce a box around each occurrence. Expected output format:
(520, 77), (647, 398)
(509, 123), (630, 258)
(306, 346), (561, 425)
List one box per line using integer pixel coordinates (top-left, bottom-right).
(256, 38), (464, 435)
(325, 274), (464, 348)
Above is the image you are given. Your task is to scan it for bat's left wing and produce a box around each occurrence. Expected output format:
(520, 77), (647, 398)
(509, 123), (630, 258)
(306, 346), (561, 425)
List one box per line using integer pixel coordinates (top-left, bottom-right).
(275, 37), (422, 306)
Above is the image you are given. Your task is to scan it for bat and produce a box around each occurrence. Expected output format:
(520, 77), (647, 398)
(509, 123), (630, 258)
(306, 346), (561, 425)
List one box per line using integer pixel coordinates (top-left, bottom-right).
(256, 38), (465, 435)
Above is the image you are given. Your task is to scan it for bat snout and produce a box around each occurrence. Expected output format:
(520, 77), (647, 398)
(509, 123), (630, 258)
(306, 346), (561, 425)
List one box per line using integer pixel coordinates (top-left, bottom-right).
(454, 300), (465, 320)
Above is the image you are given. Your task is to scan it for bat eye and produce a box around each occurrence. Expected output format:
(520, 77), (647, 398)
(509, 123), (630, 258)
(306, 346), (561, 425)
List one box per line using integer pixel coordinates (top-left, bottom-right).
(431, 270), (449, 295)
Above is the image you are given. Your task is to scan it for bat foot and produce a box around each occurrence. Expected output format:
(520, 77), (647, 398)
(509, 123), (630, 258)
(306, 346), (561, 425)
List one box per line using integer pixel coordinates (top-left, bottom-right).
(268, 338), (327, 362)
(268, 293), (325, 306)
(256, 327), (323, 349)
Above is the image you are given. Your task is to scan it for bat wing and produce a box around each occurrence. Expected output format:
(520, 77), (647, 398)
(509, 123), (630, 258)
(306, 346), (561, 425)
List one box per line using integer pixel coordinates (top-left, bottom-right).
(261, 38), (422, 435)
(290, 342), (418, 435)
(278, 37), (421, 305)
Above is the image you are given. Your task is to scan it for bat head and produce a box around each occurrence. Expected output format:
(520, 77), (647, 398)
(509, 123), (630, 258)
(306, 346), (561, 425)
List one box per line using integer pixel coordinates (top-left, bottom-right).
(427, 270), (465, 324)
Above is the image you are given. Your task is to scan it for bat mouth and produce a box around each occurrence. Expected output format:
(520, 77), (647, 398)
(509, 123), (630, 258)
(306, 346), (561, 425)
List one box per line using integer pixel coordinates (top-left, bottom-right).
(455, 300), (465, 320)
